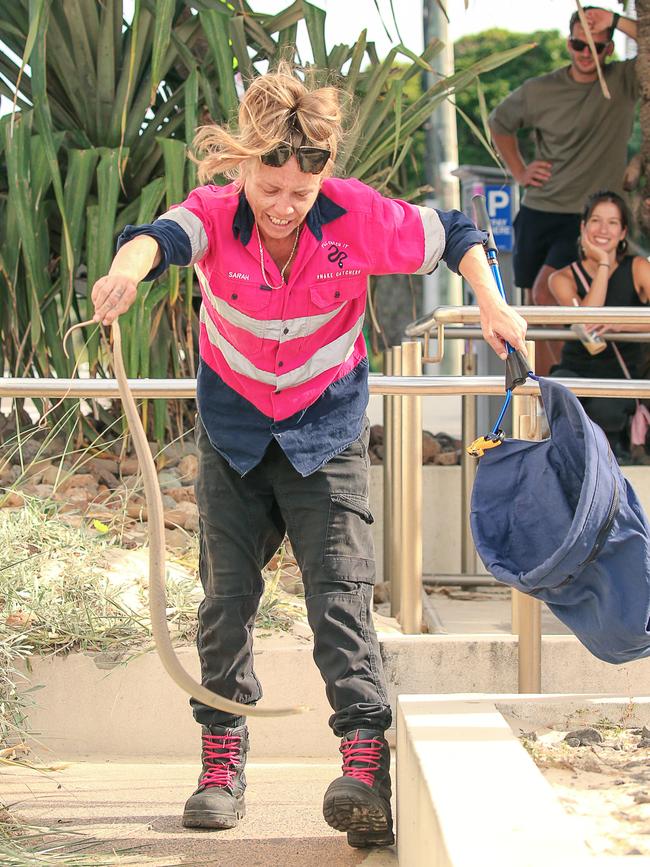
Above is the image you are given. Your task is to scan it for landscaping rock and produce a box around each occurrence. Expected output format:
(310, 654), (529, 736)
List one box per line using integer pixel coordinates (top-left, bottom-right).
(435, 450), (460, 466)
(162, 486), (196, 504)
(564, 727), (604, 747)
(119, 457), (140, 476)
(88, 457), (119, 475)
(1, 491), (25, 508)
(127, 503), (148, 521)
(369, 425), (383, 448)
(177, 500), (199, 531)
(34, 484), (55, 498)
(177, 454), (198, 481)
(21, 459), (53, 482)
(164, 527), (192, 550)
(422, 432), (442, 463)
(58, 473), (97, 493)
(157, 470), (182, 488)
(41, 465), (62, 486)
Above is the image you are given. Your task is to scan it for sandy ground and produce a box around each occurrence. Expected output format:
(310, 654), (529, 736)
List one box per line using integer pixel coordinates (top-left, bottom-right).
(523, 724), (650, 857)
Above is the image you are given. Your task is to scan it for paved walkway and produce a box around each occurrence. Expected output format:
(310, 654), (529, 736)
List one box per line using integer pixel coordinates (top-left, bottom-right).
(3, 758), (397, 866)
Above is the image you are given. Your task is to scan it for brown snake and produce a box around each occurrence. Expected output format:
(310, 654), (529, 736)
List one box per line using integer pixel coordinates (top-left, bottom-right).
(64, 318), (307, 718)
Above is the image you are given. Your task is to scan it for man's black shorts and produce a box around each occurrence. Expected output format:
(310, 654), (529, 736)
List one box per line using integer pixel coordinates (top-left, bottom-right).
(513, 204), (581, 289)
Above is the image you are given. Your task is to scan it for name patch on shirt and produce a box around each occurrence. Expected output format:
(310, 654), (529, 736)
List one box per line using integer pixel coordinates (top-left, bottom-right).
(228, 271), (250, 280)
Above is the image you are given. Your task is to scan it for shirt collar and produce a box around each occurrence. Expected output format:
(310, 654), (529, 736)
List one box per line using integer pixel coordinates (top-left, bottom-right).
(232, 188), (347, 245)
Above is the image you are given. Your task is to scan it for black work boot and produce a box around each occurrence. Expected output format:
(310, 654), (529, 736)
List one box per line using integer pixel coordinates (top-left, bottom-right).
(182, 723), (249, 830)
(322, 728), (394, 848)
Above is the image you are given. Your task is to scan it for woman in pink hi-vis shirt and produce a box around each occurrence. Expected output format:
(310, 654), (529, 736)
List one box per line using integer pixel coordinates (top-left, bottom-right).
(92, 62), (526, 849)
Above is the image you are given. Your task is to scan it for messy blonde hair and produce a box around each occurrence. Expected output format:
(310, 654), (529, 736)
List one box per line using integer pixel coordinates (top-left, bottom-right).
(192, 61), (344, 183)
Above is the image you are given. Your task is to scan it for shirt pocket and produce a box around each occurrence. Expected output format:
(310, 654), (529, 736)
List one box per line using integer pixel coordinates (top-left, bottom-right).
(209, 279), (274, 354)
(308, 276), (366, 311)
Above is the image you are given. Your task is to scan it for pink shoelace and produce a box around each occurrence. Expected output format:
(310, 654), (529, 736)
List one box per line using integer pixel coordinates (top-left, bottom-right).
(340, 733), (382, 787)
(200, 733), (241, 789)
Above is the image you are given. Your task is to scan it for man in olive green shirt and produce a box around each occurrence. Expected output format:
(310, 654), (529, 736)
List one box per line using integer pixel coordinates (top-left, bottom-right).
(489, 6), (638, 372)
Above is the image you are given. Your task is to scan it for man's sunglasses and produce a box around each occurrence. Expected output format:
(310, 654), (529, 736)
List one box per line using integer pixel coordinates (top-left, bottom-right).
(569, 37), (609, 53)
(261, 142), (331, 174)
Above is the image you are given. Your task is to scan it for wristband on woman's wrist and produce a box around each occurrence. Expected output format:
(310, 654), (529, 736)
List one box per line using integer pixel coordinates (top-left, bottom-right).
(598, 262), (610, 268)
(612, 12), (620, 32)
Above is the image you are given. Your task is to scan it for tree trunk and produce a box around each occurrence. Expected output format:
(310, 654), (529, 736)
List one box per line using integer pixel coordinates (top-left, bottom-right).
(636, 0), (650, 235)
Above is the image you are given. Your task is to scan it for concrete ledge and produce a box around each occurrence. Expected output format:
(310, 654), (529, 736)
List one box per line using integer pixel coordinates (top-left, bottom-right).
(396, 694), (650, 867)
(18, 633), (650, 761)
(369, 465), (650, 580)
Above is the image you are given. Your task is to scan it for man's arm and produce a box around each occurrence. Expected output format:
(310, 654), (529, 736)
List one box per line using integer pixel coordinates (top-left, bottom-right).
(490, 131), (552, 188)
(586, 7), (637, 42)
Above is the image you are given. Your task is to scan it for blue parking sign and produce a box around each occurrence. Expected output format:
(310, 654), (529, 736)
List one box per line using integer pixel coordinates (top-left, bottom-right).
(484, 185), (514, 253)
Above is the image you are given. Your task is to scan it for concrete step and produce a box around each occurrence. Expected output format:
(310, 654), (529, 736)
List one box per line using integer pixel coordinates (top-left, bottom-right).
(2, 758), (397, 866)
(16, 632), (650, 761)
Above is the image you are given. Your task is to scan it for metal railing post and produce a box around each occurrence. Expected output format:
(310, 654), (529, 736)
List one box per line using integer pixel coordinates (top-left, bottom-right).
(383, 352), (393, 588)
(511, 341), (542, 693)
(399, 340), (423, 634)
(461, 346), (478, 575)
(390, 346), (403, 618)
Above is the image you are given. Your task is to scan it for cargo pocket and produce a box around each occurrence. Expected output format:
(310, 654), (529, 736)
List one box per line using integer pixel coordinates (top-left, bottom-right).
(323, 492), (375, 582)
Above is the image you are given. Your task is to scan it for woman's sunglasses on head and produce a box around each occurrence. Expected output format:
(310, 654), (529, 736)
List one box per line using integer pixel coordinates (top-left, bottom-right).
(261, 142), (331, 174)
(569, 37), (609, 53)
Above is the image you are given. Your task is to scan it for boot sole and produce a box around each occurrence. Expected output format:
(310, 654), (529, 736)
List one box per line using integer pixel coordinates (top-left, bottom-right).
(182, 800), (245, 830)
(323, 782), (394, 847)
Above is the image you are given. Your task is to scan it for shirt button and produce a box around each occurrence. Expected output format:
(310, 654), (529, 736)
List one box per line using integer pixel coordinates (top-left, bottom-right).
(278, 361), (284, 368)
(283, 327), (289, 335)
(334, 290), (340, 298)
(231, 292), (238, 300)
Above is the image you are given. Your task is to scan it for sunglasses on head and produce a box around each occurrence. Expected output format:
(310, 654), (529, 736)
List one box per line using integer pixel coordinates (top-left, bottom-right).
(569, 37), (609, 53)
(261, 142), (331, 174)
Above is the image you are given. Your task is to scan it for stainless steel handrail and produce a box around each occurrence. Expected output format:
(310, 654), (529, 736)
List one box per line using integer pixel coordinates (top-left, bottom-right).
(5, 375), (650, 399)
(414, 305), (650, 330)
(431, 327), (650, 343)
(406, 306), (650, 364)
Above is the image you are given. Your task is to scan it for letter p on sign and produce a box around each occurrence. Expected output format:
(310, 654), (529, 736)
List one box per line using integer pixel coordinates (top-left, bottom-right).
(487, 189), (509, 218)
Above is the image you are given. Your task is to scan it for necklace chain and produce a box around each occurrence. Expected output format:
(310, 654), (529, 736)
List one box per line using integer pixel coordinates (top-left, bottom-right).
(256, 223), (300, 290)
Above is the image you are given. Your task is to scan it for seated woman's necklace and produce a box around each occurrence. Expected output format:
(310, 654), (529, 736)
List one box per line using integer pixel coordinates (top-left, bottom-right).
(255, 223), (300, 290)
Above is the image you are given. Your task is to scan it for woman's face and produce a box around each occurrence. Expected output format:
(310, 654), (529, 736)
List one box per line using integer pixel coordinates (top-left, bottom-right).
(243, 157), (323, 246)
(582, 201), (627, 254)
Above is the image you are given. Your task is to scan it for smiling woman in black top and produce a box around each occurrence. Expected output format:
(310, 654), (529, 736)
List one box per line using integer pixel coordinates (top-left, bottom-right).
(549, 190), (650, 458)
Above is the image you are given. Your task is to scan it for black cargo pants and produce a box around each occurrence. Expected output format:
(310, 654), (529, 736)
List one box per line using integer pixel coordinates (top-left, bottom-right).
(191, 417), (391, 736)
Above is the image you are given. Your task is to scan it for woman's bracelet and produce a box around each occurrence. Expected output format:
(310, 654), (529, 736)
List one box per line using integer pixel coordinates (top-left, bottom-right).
(598, 262), (610, 268)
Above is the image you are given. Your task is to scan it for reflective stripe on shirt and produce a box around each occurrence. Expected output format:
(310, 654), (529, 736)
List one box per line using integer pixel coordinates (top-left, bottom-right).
(199, 303), (365, 391)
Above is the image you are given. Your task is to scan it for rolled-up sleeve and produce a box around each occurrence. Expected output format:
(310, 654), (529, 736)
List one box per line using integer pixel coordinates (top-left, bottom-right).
(489, 84), (528, 136)
(433, 209), (486, 274)
(116, 189), (211, 281)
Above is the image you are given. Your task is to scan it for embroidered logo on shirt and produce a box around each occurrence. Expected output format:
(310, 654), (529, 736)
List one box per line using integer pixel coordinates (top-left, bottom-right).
(228, 271), (250, 280)
(324, 243), (349, 269)
(316, 270), (362, 280)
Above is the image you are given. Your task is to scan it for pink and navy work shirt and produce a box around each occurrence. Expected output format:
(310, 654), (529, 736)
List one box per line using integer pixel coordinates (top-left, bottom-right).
(118, 177), (484, 476)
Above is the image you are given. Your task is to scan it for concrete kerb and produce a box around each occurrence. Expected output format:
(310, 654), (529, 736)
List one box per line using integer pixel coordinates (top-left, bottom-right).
(18, 633), (650, 761)
(396, 694), (650, 867)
